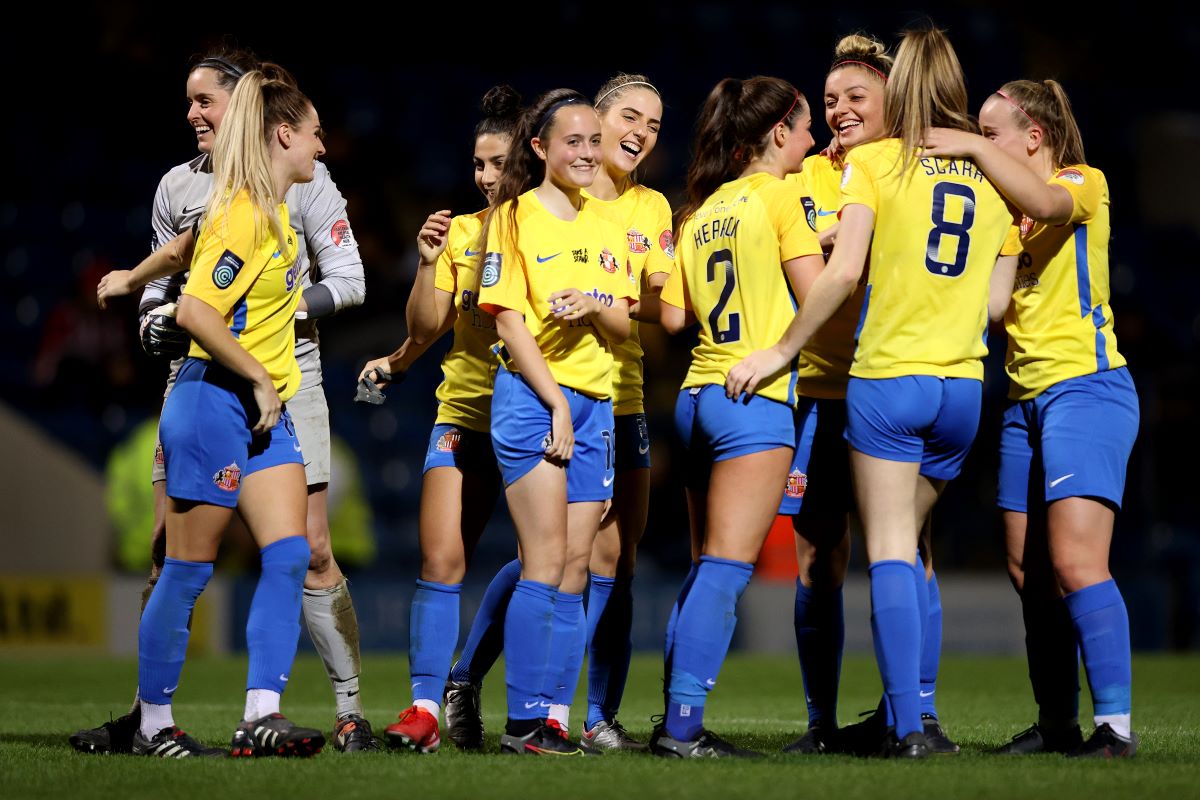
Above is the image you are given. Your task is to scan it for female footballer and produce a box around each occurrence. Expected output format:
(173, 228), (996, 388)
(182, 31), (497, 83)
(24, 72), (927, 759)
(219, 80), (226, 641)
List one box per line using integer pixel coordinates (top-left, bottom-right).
(924, 80), (1139, 758)
(654, 76), (824, 759)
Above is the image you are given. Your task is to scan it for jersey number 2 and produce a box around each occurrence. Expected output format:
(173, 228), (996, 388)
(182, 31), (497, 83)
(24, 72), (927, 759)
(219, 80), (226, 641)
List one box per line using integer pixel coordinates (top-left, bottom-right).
(706, 248), (740, 343)
(925, 183), (976, 277)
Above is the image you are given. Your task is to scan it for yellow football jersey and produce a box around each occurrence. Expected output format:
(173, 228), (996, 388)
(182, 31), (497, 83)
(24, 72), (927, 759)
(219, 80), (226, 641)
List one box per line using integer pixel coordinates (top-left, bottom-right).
(662, 172), (823, 406)
(788, 154), (868, 399)
(478, 190), (637, 399)
(183, 191), (302, 400)
(433, 208), (500, 430)
(841, 139), (1015, 381)
(583, 185), (674, 415)
(1003, 165), (1124, 400)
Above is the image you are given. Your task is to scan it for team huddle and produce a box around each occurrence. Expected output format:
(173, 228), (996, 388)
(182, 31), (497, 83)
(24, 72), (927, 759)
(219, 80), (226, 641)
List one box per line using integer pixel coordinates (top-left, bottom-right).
(72, 23), (1138, 762)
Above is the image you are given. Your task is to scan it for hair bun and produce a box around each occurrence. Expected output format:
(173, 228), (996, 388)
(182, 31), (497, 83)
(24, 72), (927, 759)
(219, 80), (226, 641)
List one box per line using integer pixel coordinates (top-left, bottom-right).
(482, 85), (522, 121)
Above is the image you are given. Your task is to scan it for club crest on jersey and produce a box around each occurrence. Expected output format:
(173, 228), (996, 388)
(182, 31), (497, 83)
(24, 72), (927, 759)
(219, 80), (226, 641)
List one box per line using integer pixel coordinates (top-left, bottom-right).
(785, 469), (807, 499)
(627, 228), (651, 254)
(482, 252), (502, 287)
(436, 428), (463, 453)
(154, 442), (165, 467)
(598, 247), (618, 274)
(331, 219), (355, 248)
(801, 197), (818, 232)
(659, 229), (675, 259)
(212, 250), (245, 290)
(1019, 215), (1035, 238)
(1056, 168), (1085, 186)
(213, 462), (241, 492)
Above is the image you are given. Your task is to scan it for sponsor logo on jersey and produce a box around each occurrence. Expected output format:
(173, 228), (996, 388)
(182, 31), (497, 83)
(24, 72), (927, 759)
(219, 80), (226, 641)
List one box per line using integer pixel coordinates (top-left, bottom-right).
(785, 468), (807, 499)
(801, 197), (817, 231)
(154, 442), (165, 467)
(436, 428), (463, 453)
(659, 229), (675, 259)
(285, 259), (303, 292)
(213, 462), (242, 492)
(482, 252), (502, 287)
(536, 252), (561, 264)
(331, 219), (355, 248)
(212, 250), (245, 290)
(1056, 168), (1085, 186)
(599, 247), (618, 274)
(627, 228), (651, 254)
(465, 247), (480, 257)
(1020, 215), (1035, 238)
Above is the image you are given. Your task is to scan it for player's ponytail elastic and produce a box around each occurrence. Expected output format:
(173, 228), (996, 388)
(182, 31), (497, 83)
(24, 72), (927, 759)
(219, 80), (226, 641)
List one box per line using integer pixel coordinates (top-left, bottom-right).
(206, 70), (313, 249)
(676, 76), (804, 234)
(993, 79), (1087, 169)
(885, 25), (974, 175)
(479, 88), (589, 272)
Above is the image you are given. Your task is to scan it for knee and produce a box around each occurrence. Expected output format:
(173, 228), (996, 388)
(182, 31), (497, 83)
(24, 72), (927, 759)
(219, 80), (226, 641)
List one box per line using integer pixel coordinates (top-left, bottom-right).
(1052, 556), (1110, 595)
(420, 549), (467, 585)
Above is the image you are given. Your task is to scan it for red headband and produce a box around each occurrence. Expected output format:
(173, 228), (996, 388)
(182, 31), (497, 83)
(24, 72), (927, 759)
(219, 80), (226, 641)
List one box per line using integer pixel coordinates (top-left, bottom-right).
(832, 60), (887, 82)
(775, 90), (802, 130)
(995, 90), (1041, 130)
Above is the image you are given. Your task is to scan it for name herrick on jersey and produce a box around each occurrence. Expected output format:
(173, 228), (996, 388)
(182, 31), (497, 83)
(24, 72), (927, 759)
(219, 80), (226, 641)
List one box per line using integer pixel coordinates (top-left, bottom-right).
(919, 157), (985, 183)
(692, 215), (741, 249)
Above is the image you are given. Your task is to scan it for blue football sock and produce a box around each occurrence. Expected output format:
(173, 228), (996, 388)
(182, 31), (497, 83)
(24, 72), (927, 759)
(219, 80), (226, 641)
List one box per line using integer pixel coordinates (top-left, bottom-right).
(138, 558), (213, 702)
(666, 556), (754, 741)
(663, 561), (700, 706)
(246, 537), (310, 693)
(911, 562), (930, 717)
(409, 579), (462, 705)
(587, 574), (634, 730)
(793, 579), (844, 726)
(1064, 579), (1131, 717)
(542, 591), (585, 708)
(504, 580), (557, 721)
(869, 560), (922, 739)
(451, 558), (521, 685)
(920, 572), (943, 718)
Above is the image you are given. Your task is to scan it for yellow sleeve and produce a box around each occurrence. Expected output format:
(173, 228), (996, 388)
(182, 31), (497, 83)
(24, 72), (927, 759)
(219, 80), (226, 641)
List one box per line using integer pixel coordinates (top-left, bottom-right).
(477, 205), (527, 316)
(660, 260), (689, 310)
(183, 206), (267, 315)
(433, 220), (458, 293)
(839, 151), (879, 215)
(1050, 167), (1101, 224)
(765, 179), (823, 262)
(644, 193), (675, 279)
(1001, 223), (1022, 257)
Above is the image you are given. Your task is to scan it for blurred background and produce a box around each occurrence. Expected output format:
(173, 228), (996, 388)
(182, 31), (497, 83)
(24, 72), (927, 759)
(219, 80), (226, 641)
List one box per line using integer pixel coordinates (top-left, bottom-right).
(3, 2), (1198, 657)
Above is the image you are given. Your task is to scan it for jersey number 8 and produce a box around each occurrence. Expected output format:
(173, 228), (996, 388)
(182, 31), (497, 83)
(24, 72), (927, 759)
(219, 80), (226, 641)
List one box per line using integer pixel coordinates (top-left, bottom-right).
(925, 182), (976, 278)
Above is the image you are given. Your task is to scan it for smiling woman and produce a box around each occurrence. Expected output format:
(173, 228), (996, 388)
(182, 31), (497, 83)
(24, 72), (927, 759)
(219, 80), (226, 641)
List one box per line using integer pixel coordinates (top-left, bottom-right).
(97, 69), (330, 761)
(469, 88), (636, 756)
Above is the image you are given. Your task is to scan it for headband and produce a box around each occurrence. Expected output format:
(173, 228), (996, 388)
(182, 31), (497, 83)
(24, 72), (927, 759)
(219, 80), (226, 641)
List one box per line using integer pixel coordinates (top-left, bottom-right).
(595, 80), (660, 107)
(831, 59), (888, 82)
(774, 90), (802, 130)
(996, 89), (1041, 130)
(195, 57), (246, 80)
(535, 96), (589, 137)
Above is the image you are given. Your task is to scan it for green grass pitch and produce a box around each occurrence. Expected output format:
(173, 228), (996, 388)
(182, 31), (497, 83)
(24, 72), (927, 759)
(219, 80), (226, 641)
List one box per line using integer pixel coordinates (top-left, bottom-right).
(3, 653), (1198, 799)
